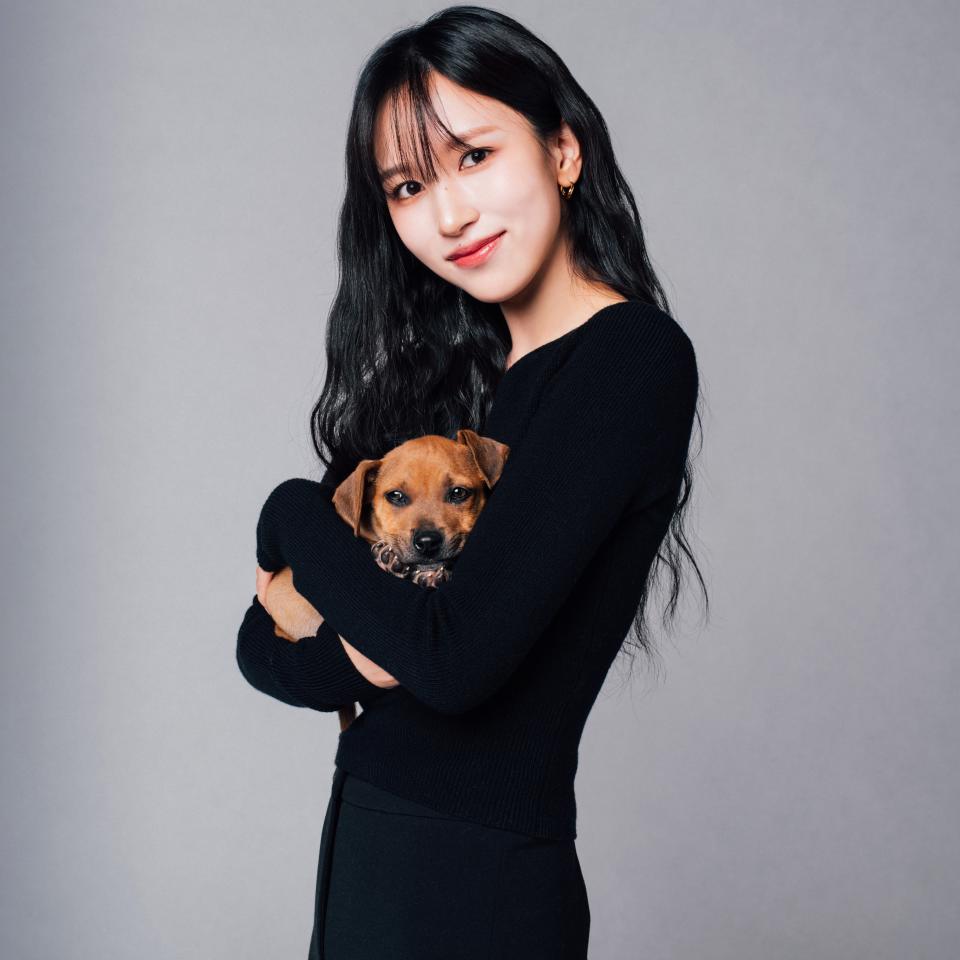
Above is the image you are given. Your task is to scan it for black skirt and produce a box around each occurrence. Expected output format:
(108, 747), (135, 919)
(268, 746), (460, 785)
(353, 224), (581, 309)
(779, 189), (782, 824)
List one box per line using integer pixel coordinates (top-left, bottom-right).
(308, 766), (591, 959)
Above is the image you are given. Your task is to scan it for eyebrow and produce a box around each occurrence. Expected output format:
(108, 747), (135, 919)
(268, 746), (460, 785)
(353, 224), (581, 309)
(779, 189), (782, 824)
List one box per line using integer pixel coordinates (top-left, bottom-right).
(378, 125), (502, 183)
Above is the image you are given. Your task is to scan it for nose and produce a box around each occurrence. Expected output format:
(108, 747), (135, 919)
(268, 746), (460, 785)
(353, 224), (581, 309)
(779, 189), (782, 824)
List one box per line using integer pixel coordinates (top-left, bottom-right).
(412, 528), (444, 558)
(435, 185), (479, 235)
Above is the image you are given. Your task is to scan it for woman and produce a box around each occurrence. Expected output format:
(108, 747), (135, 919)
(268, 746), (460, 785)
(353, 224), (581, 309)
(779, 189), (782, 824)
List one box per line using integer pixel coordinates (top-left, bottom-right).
(236, 6), (708, 958)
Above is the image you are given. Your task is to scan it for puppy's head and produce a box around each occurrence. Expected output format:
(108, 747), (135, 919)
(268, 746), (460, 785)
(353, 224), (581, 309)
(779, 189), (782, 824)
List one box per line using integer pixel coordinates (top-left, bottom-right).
(331, 429), (509, 578)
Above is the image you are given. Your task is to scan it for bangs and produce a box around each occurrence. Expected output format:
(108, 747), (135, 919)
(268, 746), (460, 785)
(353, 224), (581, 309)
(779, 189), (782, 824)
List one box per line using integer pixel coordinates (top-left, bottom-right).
(376, 72), (476, 187)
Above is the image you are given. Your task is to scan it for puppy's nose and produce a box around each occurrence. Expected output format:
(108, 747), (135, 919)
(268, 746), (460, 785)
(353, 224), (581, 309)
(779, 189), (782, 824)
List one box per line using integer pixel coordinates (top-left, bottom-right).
(412, 528), (444, 558)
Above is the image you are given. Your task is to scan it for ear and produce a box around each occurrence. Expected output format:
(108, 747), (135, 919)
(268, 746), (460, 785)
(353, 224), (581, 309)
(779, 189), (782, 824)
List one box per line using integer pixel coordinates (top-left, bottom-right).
(455, 429), (511, 490)
(331, 458), (381, 539)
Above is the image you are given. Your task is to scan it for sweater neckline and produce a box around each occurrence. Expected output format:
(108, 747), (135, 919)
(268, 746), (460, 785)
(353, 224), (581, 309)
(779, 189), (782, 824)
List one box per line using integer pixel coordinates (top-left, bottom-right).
(498, 298), (635, 382)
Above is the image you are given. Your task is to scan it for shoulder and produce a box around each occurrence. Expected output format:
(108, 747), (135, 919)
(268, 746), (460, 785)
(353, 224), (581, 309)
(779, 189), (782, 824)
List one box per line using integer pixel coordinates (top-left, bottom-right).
(571, 299), (698, 395)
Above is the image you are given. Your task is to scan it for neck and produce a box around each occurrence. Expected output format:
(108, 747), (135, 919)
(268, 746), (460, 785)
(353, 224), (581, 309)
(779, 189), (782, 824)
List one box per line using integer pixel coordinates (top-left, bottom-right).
(499, 234), (626, 368)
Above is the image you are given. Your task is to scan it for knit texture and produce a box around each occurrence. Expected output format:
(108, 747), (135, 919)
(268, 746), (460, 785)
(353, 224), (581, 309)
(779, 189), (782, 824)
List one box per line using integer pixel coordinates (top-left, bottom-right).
(238, 299), (698, 838)
(236, 595), (389, 710)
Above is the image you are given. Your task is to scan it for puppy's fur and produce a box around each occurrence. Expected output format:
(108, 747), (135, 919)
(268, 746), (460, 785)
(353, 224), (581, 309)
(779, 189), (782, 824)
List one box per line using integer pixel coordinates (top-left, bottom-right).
(267, 428), (510, 731)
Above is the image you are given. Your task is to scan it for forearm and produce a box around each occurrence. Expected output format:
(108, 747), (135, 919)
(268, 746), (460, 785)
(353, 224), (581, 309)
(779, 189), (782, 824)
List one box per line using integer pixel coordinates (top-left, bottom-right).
(338, 634), (400, 689)
(263, 568), (398, 687)
(236, 594), (390, 710)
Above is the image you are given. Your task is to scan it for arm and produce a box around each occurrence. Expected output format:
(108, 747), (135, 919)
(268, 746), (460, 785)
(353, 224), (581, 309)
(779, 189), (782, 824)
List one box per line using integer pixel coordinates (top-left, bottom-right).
(263, 567), (400, 689)
(257, 313), (698, 715)
(235, 594), (389, 711)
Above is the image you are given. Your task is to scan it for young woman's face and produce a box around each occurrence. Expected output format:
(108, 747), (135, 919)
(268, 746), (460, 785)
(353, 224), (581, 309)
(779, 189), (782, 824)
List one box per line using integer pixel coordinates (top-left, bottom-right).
(373, 73), (581, 304)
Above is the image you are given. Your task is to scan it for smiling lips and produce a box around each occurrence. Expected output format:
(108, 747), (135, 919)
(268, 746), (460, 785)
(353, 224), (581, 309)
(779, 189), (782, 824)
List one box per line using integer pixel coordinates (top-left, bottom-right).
(447, 230), (506, 267)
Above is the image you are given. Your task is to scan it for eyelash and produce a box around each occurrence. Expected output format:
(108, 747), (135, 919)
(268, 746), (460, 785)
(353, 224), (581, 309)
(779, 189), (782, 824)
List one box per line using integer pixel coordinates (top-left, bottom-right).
(388, 147), (493, 201)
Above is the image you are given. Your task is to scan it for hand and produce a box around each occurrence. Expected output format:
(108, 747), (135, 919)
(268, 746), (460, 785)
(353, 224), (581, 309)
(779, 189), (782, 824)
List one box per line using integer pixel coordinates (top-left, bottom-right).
(259, 566), (325, 641)
(256, 565), (275, 608)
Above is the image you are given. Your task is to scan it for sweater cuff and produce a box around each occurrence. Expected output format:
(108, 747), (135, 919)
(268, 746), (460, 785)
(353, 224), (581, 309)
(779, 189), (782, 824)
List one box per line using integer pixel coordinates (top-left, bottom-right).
(288, 619), (387, 703)
(236, 595), (386, 710)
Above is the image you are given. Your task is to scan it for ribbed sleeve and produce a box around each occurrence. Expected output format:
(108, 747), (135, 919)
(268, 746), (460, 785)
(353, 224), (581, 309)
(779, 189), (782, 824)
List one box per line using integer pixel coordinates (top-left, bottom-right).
(255, 309), (698, 716)
(235, 594), (386, 710)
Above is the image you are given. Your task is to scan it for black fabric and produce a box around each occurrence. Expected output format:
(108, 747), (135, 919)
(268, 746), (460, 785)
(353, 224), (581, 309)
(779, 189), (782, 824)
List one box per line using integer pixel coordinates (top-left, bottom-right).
(236, 594), (388, 711)
(238, 299), (699, 839)
(308, 767), (590, 960)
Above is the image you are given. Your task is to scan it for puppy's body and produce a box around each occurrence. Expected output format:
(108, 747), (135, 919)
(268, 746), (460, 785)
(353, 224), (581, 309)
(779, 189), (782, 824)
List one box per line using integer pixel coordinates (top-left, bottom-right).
(267, 429), (509, 731)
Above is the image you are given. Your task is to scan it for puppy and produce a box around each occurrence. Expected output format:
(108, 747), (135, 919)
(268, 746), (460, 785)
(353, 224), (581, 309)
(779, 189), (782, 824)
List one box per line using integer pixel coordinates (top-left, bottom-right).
(267, 428), (510, 731)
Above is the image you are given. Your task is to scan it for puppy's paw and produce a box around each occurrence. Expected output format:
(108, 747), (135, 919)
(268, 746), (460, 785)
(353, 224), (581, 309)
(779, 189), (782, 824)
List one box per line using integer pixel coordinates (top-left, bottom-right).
(410, 565), (451, 590)
(371, 540), (413, 579)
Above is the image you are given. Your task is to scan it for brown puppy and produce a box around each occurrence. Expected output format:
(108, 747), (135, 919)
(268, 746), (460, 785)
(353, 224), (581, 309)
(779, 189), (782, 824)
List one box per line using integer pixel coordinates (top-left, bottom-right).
(266, 428), (510, 731)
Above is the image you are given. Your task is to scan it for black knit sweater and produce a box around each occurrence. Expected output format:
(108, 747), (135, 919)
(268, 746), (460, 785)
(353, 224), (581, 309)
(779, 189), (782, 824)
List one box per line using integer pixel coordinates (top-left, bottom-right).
(237, 299), (698, 839)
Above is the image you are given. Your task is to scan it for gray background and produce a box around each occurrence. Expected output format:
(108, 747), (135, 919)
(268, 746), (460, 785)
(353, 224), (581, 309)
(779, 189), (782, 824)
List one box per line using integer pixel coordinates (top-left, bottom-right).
(2, 2), (957, 958)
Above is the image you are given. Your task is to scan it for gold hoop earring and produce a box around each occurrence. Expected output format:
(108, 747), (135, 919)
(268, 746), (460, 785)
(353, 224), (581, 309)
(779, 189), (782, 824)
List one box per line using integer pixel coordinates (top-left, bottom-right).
(559, 182), (576, 200)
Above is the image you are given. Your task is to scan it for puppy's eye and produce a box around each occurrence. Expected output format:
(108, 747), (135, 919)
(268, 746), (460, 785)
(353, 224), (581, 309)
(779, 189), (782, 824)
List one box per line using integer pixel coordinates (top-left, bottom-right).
(385, 490), (407, 505)
(447, 486), (473, 503)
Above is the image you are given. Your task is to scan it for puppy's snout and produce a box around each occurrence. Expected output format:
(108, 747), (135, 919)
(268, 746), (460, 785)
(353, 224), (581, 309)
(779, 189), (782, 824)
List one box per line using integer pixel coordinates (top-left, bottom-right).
(412, 527), (445, 558)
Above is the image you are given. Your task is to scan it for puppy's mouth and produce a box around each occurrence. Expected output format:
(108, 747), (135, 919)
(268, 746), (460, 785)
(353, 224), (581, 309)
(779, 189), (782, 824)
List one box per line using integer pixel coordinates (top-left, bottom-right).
(407, 554), (460, 571)
(370, 538), (462, 576)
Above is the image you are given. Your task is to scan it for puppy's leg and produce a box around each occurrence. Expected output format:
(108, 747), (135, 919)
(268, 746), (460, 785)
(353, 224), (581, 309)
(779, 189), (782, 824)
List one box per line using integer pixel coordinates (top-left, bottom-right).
(410, 566), (451, 589)
(370, 540), (414, 579)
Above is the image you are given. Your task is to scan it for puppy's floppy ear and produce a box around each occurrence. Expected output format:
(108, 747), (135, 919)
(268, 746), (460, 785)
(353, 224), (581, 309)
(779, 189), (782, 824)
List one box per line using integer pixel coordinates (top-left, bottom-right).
(332, 458), (381, 539)
(455, 429), (510, 490)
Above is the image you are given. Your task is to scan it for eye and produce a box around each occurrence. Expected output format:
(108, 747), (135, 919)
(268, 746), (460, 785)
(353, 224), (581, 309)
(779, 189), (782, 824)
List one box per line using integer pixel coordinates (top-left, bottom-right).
(447, 486), (473, 504)
(390, 180), (422, 201)
(461, 147), (491, 169)
(385, 490), (407, 505)
(387, 147), (493, 201)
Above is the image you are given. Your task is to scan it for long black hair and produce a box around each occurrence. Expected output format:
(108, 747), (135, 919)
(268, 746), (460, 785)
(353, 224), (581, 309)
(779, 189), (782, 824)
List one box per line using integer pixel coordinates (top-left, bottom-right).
(309, 5), (708, 675)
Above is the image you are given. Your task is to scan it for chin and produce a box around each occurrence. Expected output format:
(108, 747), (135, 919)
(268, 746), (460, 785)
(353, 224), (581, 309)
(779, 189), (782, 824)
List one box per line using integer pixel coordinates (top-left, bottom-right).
(454, 272), (538, 305)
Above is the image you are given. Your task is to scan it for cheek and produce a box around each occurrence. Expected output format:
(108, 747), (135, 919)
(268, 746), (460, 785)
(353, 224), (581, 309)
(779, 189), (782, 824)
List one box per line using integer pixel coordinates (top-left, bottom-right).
(487, 161), (552, 218)
(488, 163), (560, 258)
(389, 208), (428, 257)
